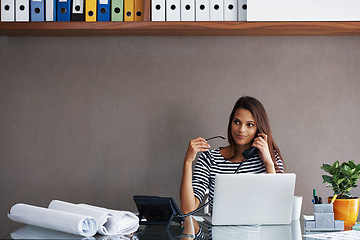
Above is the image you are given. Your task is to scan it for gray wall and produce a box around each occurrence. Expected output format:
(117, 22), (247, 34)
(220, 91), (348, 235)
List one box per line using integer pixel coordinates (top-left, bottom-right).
(1, 36), (360, 237)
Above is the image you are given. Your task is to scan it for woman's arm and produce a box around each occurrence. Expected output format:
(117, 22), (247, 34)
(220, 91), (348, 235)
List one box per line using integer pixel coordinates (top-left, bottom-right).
(180, 137), (210, 214)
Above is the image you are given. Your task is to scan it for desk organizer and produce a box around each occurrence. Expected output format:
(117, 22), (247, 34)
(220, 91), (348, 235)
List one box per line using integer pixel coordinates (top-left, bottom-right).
(304, 204), (344, 232)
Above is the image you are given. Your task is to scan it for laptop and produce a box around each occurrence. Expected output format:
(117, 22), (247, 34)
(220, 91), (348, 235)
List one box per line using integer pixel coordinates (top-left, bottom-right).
(204, 173), (296, 226)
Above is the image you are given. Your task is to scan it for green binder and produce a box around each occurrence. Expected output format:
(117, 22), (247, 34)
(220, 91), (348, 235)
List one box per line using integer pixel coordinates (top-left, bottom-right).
(111, 0), (124, 21)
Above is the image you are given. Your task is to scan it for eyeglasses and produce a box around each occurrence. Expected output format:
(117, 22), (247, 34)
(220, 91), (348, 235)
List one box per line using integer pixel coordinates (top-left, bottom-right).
(205, 136), (225, 141)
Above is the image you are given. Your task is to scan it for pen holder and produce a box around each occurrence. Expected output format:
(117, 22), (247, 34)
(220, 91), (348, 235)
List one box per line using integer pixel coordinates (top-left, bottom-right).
(304, 204), (344, 232)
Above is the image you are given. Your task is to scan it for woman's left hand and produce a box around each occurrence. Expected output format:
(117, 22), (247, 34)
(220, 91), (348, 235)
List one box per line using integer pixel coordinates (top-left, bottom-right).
(252, 133), (274, 171)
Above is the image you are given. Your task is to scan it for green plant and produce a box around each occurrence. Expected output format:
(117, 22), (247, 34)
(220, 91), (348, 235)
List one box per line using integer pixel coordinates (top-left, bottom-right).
(321, 160), (360, 199)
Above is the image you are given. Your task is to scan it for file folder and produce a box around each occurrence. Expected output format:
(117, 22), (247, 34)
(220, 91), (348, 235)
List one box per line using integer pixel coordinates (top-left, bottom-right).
(180, 0), (194, 21)
(16, 0), (29, 21)
(134, 0), (143, 21)
(124, 0), (134, 21)
(224, 0), (237, 21)
(1, 0), (15, 21)
(45, 0), (55, 21)
(111, 0), (123, 21)
(196, 0), (209, 21)
(237, 0), (246, 21)
(57, 0), (70, 21)
(30, 0), (44, 21)
(97, 0), (110, 21)
(151, 0), (165, 21)
(209, 0), (222, 21)
(166, 0), (180, 21)
(71, 0), (84, 20)
(85, 0), (97, 21)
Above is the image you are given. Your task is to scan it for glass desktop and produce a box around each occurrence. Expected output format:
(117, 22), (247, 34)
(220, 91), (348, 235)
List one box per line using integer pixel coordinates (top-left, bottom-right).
(2, 215), (307, 240)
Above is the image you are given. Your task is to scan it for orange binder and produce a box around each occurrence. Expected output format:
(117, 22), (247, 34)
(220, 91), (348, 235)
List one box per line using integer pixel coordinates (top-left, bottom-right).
(134, 0), (143, 21)
(124, 0), (134, 21)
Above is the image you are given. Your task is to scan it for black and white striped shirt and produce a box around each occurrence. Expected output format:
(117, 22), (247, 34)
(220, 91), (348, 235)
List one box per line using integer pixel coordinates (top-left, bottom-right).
(192, 148), (284, 210)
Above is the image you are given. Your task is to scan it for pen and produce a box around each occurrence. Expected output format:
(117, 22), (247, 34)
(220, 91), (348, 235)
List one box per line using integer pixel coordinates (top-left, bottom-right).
(313, 189), (318, 204)
(331, 194), (337, 204)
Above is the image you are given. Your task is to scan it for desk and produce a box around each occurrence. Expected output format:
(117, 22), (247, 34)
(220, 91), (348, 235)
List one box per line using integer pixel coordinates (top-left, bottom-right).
(2, 217), (305, 240)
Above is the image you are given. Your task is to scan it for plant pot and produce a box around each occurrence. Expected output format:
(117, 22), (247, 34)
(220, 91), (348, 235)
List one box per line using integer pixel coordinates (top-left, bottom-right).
(328, 197), (360, 230)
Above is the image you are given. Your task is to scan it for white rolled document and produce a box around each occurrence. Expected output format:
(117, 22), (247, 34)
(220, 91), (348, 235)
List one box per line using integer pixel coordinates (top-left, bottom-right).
(8, 204), (97, 237)
(78, 204), (139, 235)
(48, 200), (139, 235)
(49, 200), (119, 235)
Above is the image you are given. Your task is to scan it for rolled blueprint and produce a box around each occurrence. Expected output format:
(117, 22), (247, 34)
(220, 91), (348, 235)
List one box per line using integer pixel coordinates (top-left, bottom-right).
(49, 200), (119, 235)
(8, 203), (97, 237)
(78, 204), (139, 235)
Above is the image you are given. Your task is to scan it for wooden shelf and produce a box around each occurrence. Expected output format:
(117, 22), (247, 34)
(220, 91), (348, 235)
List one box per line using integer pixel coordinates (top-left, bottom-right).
(2, 21), (360, 36)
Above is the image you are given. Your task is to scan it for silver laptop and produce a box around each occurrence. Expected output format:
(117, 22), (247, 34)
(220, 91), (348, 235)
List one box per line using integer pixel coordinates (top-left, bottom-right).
(204, 173), (296, 225)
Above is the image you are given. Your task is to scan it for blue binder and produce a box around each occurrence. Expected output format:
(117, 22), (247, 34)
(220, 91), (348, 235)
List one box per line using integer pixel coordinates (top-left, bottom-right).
(30, 0), (45, 21)
(97, 0), (110, 21)
(53, 0), (57, 20)
(57, 0), (71, 21)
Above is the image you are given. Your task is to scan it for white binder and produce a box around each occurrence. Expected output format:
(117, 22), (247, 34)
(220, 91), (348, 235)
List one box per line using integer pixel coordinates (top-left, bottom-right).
(237, 0), (246, 21)
(15, 0), (29, 21)
(45, 0), (54, 21)
(152, 0), (165, 21)
(209, 0), (222, 21)
(166, 0), (180, 21)
(1, 0), (15, 21)
(180, 0), (195, 21)
(247, 0), (360, 21)
(224, 0), (237, 21)
(72, 0), (84, 20)
(196, 0), (209, 21)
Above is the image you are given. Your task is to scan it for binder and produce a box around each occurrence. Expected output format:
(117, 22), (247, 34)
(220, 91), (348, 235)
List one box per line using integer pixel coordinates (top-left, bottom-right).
(30, 0), (44, 21)
(85, 0), (97, 21)
(45, 0), (55, 21)
(97, 0), (110, 21)
(1, 0), (15, 21)
(71, 0), (84, 21)
(16, 0), (29, 21)
(151, 0), (165, 21)
(209, 0), (222, 21)
(124, 0), (134, 21)
(196, 0), (209, 21)
(237, 0), (246, 21)
(57, 0), (70, 21)
(180, 0), (194, 21)
(224, 0), (237, 21)
(111, 0), (123, 21)
(166, 0), (180, 21)
(134, 0), (143, 21)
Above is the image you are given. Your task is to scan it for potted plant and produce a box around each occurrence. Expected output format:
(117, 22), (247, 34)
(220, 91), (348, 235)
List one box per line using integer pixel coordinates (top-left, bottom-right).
(321, 160), (360, 230)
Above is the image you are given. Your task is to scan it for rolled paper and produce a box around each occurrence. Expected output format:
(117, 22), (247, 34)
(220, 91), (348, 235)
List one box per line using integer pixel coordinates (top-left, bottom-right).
(8, 203), (97, 237)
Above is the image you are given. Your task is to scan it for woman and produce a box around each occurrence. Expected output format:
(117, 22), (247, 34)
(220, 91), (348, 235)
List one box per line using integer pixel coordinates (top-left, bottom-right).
(180, 96), (284, 215)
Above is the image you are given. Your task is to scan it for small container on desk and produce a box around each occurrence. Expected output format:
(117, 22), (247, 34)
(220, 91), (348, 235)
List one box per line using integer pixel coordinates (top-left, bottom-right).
(304, 204), (344, 232)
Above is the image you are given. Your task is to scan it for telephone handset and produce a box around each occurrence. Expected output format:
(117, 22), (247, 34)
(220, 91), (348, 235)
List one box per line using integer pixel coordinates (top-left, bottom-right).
(235, 147), (258, 174)
(241, 131), (261, 160)
(242, 147), (258, 159)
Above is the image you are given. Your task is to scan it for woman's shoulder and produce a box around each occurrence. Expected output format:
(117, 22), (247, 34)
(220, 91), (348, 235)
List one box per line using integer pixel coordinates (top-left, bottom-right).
(198, 148), (224, 163)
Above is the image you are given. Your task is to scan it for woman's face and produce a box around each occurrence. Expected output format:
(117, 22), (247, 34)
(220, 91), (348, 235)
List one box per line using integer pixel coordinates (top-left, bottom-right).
(231, 108), (258, 147)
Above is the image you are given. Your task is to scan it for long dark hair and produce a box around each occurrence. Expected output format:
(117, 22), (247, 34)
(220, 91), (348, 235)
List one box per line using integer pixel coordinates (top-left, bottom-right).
(227, 96), (284, 170)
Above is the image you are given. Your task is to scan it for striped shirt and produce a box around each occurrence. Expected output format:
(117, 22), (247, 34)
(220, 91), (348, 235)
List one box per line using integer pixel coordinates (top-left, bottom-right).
(192, 148), (284, 210)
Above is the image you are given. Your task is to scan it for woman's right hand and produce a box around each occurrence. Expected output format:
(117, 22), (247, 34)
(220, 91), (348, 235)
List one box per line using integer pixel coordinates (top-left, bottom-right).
(184, 137), (211, 163)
